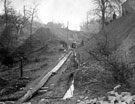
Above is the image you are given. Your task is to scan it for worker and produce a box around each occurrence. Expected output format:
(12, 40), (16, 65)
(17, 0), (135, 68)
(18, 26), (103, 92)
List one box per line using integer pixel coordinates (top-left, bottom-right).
(113, 12), (117, 20)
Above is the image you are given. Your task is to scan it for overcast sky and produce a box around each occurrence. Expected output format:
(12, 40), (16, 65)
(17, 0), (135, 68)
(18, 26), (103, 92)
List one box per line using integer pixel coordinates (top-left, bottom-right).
(10, 0), (95, 30)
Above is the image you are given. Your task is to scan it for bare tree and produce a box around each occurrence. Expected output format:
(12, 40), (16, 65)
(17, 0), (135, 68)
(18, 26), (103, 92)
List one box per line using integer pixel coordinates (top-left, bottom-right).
(93, 0), (124, 29)
(13, 6), (30, 36)
(0, 2), (31, 77)
(4, 0), (7, 27)
(113, 0), (123, 16)
(28, 3), (39, 34)
(94, 0), (109, 29)
(107, 0), (123, 17)
(2, 0), (12, 27)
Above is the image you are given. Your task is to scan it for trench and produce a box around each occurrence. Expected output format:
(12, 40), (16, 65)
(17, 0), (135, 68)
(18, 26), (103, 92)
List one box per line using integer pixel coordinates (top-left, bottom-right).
(63, 79), (74, 100)
(62, 51), (79, 100)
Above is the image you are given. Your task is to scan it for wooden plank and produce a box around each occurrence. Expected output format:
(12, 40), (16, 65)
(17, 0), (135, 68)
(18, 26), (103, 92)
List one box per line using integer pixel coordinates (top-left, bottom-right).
(16, 51), (72, 104)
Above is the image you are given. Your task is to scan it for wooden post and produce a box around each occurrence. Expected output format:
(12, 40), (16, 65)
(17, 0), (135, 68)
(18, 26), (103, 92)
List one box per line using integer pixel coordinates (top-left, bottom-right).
(20, 57), (23, 78)
(67, 21), (69, 48)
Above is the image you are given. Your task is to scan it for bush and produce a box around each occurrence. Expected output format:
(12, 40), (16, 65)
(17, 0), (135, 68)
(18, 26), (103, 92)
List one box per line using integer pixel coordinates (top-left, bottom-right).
(96, 70), (115, 88)
(90, 51), (133, 87)
(107, 60), (133, 86)
(0, 26), (28, 68)
(88, 32), (134, 87)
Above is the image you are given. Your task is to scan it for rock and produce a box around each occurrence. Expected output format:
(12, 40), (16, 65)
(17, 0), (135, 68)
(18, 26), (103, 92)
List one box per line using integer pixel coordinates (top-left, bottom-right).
(108, 96), (116, 103)
(79, 96), (84, 99)
(84, 100), (91, 104)
(23, 102), (31, 104)
(77, 99), (81, 103)
(121, 92), (131, 96)
(84, 96), (88, 100)
(38, 99), (45, 104)
(118, 101), (127, 104)
(113, 84), (121, 91)
(108, 91), (118, 96)
(76, 85), (135, 104)
(122, 95), (132, 104)
(77, 101), (85, 104)
(98, 97), (106, 101)
(115, 94), (122, 101)
(132, 95), (135, 101)
(29, 88), (33, 90)
(39, 99), (50, 104)
(98, 100), (109, 104)
(108, 91), (115, 95)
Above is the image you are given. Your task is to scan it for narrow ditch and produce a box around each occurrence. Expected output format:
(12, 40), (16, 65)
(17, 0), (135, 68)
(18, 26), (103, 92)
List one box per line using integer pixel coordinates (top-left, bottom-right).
(63, 79), (74, 100)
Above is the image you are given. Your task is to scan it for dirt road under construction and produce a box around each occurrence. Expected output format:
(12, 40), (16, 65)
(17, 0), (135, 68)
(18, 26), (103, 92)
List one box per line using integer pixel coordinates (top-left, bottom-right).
(12, 50), (78, 104)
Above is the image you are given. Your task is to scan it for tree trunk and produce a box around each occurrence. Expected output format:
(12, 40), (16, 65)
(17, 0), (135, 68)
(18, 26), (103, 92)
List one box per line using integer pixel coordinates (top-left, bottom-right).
(30, 19), (33, 35)
(102, 9), (105, 29)
(101, 0), (105, 29)
(4, 0), (8, 28)
(20, 57), (23, 78)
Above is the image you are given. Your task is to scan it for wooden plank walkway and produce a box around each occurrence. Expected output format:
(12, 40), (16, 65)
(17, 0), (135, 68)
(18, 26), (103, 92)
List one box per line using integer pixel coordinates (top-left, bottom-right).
(17, 51), (72, 104)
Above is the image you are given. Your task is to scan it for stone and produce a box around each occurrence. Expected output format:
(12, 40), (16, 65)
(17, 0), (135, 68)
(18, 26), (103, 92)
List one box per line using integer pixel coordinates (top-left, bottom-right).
(132, 95), (135, 101)
(77, 99), (81, 103)
(121, 92), (131, 97)
(23, 102), (31, 104)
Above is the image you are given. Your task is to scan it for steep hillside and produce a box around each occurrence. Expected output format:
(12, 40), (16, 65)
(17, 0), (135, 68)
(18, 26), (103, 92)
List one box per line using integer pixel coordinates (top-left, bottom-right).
(104, 13), (135, 47)
(78, 13), (135, 63)
(103, 13), (135, 62)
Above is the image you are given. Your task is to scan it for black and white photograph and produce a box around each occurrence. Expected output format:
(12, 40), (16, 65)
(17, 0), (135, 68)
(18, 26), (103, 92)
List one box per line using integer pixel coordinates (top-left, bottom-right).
(0, 0), (135, 104)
